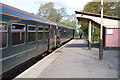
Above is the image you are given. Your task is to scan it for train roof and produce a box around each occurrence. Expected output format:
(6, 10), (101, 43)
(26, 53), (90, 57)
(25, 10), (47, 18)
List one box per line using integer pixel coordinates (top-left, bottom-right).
(0, 3), (74, 29)
(57, 23), (74, 29)
(0, 3), (57, 25)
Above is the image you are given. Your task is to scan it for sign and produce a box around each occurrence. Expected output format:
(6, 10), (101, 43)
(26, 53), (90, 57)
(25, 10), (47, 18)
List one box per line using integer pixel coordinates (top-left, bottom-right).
(107, 29), (113, 34)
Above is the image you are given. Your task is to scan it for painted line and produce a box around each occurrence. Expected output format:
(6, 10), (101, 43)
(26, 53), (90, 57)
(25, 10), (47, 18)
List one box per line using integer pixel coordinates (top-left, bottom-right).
(0, 47), (36, 61)
(15, 39), (74, 78)
(0, 12), (56, 26)
(0, 12), (74, 29)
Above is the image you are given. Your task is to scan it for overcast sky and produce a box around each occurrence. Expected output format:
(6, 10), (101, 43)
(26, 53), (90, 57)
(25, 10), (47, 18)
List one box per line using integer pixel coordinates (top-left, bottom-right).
(1, 0), (93, 15)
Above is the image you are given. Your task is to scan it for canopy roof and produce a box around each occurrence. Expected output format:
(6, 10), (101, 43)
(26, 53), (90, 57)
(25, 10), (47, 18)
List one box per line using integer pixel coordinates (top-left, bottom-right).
(75, 11), (120, 28)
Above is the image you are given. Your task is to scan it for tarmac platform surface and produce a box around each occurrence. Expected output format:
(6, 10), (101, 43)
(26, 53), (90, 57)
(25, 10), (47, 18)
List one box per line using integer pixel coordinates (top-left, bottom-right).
(15, 38), (118, 78)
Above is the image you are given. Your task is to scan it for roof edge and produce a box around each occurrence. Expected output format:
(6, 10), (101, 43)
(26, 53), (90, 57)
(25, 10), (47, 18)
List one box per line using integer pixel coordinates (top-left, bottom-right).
(75, 11), (120, 20)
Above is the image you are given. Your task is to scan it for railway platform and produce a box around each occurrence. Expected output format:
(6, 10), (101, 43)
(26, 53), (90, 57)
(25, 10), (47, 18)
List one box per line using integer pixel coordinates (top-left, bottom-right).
(15, 38), (118, 78)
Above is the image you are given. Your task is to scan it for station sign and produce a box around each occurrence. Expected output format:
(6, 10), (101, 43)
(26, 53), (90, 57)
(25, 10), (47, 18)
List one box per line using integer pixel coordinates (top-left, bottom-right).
(107, 29), (113, 35)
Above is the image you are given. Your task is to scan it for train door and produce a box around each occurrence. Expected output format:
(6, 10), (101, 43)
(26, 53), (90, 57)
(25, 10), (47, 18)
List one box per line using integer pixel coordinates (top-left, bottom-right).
(43, 25), (49, 52)
(48, 25), (56, 50)
(37, 25), (44, 54)
(48, 25), (53, 51)
(53, 28), (56, 48)
(56, 27), (61, 46)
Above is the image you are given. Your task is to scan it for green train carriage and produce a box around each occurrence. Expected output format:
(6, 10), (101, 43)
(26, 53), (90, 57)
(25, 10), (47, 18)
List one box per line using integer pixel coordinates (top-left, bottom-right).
(0, 2), (74, 78)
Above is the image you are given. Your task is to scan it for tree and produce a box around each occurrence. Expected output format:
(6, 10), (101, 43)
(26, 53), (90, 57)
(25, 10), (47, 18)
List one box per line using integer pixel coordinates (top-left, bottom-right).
(59, 14), (78, 36)
(58, 8), (67, 18)
(82, 1), (119, 17)
(36, 2), (67, 22)
(80, 0), (119, 41)
(36, 2), (77, 35)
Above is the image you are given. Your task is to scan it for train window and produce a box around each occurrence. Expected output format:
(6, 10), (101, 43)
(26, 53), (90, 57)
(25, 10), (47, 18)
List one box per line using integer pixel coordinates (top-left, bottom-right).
(45, 28), (49, 31)
(38, 26), (43, 40)
(38, 26), (43, 31)
(11, 24), (25, 46)
(0, 22), (7, 48)
(0, 23), (7, 31)
(45, 26), (49, 31)
(28, 25), (36, 42)
(64, 29), (67, 32)
(28, 26), (36, 31)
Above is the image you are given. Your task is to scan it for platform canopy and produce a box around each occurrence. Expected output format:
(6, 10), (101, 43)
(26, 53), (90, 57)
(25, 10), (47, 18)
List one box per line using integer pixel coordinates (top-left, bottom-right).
(75, 11), (120, 28)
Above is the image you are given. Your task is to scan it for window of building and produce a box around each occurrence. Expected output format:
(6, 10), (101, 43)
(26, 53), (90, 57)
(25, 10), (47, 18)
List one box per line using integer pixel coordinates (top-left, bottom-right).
(28, 25), (36, 42)
(11, 23), (25, 46)
(38, 26), (43, 40)
(0, 22), (7, 48)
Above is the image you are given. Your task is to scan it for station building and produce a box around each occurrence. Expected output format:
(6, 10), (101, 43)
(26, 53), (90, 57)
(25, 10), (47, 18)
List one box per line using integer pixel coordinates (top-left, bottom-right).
(75, 11), (120, 50)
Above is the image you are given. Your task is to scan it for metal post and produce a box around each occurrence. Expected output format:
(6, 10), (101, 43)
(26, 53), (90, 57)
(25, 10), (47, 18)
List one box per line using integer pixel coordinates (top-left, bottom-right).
(99, 0), (103, 60)
(88, 20), (92, 49)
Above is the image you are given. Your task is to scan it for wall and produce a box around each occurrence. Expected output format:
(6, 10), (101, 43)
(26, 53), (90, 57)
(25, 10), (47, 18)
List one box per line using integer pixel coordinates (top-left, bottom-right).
(105, 28), (120, 47)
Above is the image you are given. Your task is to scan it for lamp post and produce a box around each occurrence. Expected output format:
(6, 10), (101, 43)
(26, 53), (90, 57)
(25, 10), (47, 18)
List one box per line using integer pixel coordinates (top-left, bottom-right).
(99, 0), (103, 60)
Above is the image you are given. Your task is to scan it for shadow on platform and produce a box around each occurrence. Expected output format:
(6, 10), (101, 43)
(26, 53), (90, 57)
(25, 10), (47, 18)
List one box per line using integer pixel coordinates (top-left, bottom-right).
(66, 43), (87, 48)
(74, 37), (85, 39)
(66, 38), (99, 48)
(66, 43), (99, 48)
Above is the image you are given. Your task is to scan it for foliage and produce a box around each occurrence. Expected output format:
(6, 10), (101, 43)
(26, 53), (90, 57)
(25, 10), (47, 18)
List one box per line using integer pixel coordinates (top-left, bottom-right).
(78, 22), (88, 35)
(94, 27), (100, 42)
(36, 2), (67, 22)
(80, 0), (119, 41)
(59, 14), (78, 36)
(83, 1), (119, 17)
(59, 21), (70, 26)
(37, 2), (78, 36)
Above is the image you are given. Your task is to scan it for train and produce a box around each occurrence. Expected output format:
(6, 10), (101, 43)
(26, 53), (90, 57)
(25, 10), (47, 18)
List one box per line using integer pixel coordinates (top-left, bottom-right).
(0, 3), (74, 78)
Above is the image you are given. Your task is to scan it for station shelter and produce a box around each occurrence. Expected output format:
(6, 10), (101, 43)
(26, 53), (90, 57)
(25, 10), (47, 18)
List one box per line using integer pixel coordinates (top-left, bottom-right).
(75, 11), (120, 50)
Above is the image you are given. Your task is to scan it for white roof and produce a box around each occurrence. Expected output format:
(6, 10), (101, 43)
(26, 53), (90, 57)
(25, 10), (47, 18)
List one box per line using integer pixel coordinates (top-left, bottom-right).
(76, 11), (120, 28)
